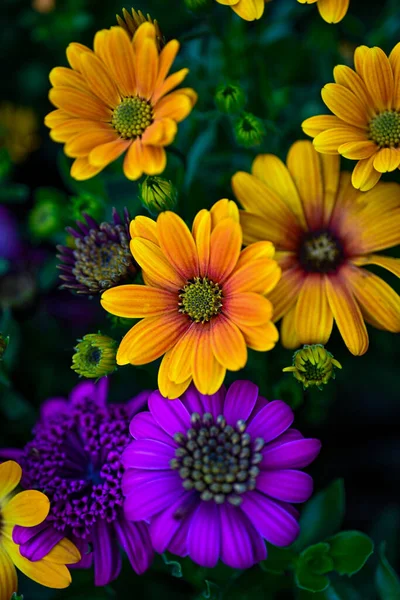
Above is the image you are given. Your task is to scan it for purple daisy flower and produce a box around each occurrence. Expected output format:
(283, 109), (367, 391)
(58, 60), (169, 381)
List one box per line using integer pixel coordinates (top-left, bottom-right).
(9, 378), (154, 586)
(122, 381), (321, 569)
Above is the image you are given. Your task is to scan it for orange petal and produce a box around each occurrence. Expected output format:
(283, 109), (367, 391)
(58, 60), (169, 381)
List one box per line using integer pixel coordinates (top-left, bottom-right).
(0, 546), (17, 600)
(158, 349), (192, 399)
(294, 274), (333, 344)
(208, 219), (242, 283)
(130, 215), (159, 245)
(354, 45), (369, 79)
(351, 156), (382, 191)
(3, 490), (49, 527)
(224, 293), (273, 327)
(66, 42), (92, 72)
(192, 209), (211, 276)
(132, 21), (156, 50)
(101, 284), (177, 318)
(321, 83), (369, 128)
(70, 157), (104, 180)
(153, 39), (180, 98)
(116, 312), (189, 366)
(64, 127), (117, 158)
(224, 257), (281, 296)
(317, 0), (349, 22)
(237, 240), (275, 262)
(89, 137), (131, 168)
(130, 237), (184, 292)
(152, 69), (190, 105)
(135, 36), (158, 100)
(338, 140), (377, 160)
(79, 51), (120, 108)
(240, 321), (279, 352)
(363, 47), (394, 112)
(325, 268), (369, 355)
(123, 139), (144, 180)
(210, 199), (240, 227)
(157, 212), (199, 280)
(355, 213), (400, 254)
(49, 87), (111, 121)
(251, 154), (307, 230)
(313, 127), (367, 154)
(210, 315), (247, 370)
(0, 461), (22, 501)
(302, 114), (344, 137)
(389, 42), (400, 110)
(287, 140), (324, 230)
(103, 27), (136, 96)
(268, 267), (305, 322)
(349, 266), (400, 332)
(167, 323), (198, 384)
(192, 325), (226, 395)
(49, 67), (88, 93)
(44, 109), (71, 128)
(139, 144), (167, 175)
(154, 91), (193, 122)
(373, 148), (400, 173)
(280, 306), (301, 350)
(50, 120), (110, 144)
(141, 118), (178, 146)
(239, 211), (294, 250)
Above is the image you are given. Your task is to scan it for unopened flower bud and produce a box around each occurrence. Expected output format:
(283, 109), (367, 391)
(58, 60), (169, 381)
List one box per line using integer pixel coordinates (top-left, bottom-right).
(283, 344), (342, 390)
(71, 333), (117, 379)
(215, 83), (246, 115)
(139, 176), (178, 216)
(234, 112), (265, 148)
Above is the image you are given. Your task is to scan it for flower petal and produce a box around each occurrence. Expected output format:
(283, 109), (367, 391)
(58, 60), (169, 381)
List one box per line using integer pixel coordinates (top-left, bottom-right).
(129, 412), (176, 445)
(149, 391), (191, 437)
(280, 305), (301, 350)
(241, 492), (300, 547)
(338, 140), (377, 160)
(3, 490), (49, 527)
(70, 157), (104, 181)
(192, 325), (226, 395)
(157, 211), (199, 280)
(351, 155), (382, 191)
(49, 87), (111, 121)
(247, 400), (294, 442)
(240, 321), (279, 352)
(321, 83), (369, 127)
(150, 492), (195, 554)
(313, 127), (367, 154)
(114, 518), (153, 575)
(256, 470), (314, 503)
(158, 350), (192, 400)
(220, 504), (265, 569)
(0, 547), (17, 600)
(64, 127), (117, 158)
(101, 284), (176, 318)
(130, 237), (185, 292)
(224, 293), (273, 327)
(223, 380), (259, 426)
(295, 274), (333, 345)
(192, 209), (211, 276)
(224, 257), (281, 296)
(208, 219), (242, 283)
(188, 502), (220, 568)
(373, 148), (400, 173)
(102, 27), (136, 96)
(79, 51), (120, 108)
(123, 471), (185, 521)
(268, 268), (305, 322)
(123, 439), (175, 470)
(317, 0), (349, 22)
(363, 46), (394, 112)
(89, 138), (131, 168)
(302, 114), (344, 137)
(0, 461), (22, 501)
(261, 439), (322, 469)
(351, 254), (400, 278)
(210, 315), (247, 371)
(92, 520), (121, 586)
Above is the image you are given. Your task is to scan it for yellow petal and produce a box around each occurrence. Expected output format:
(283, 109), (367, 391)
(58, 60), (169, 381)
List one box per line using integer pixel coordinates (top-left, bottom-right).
(321, 83), (369, 127)
(3, 490), (49, 527)
(70, 157), (104, 181)
(363, 46), (394, 112)
(351, 156), (382, 191)
(158, 349), (192, 399)
(79, 51), (120, 108)
(280, 306), (301, 350)
(192, 326), (226, 395)
(302, 114), (343, 137)
(295, 274), (333, 344)
(240, 321), (279, 351)
(101, 284), (177, 318)
(351, 254), (400, 278)
(44, 538), (81, 565)
(157, 211), (199, 280)
(0, 461), (22, 501)
(210, 315), (247, 371)
(373, 148), (400, 173)
(317, 0), (350, 24)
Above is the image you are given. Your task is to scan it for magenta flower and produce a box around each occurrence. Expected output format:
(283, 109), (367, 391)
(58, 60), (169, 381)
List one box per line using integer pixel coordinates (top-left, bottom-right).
(122, 381), (322, 569)
(6, 379), (154, 586)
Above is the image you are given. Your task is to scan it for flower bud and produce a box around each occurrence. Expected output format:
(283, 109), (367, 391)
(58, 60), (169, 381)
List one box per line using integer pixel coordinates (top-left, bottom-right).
(139, 176), (178, 216)
(215, 83), (246, 115)
(29, 195), (63, 239)
(234, 112), (265, 148)
(71, 333), (117, 379)
(116, 8), (165, 51)
(70, 192), (104, 223)
(283, 344), (342, 390)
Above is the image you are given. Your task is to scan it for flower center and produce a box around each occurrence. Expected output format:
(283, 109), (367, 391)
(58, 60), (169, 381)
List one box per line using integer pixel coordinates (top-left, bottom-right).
(111, 96), (154, 139)
(179, 277), (223, 323)
(368, 110), (400, 147)
(299, 231), (344, 273)
(170, 412), (264, 506)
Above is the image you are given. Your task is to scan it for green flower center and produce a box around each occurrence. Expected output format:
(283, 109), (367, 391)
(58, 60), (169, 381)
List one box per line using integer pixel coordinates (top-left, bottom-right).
(170, 412), (264, 507)
(71, 334), (117, 379)
(299, 231), (343, 274)
(368, 110), (400, 147)
(111, 97), (154, 139)
(179, 277), (223, 323)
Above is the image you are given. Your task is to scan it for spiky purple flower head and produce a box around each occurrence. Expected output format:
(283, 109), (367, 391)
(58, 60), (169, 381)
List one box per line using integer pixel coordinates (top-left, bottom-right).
(122, 381), (322, 569)
(57, 208), (138, 295)
(9, 379), (154, 586)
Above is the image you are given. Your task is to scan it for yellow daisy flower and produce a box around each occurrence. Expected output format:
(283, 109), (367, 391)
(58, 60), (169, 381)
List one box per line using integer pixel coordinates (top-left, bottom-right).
(215, 0), (270, 22)
(232, 141), (400, 355)
(101, 200), (281, 398)
(297, 0), (349, 24)
(0, 461), (81, 600)
(0, 103), (40, 164)
(303, 43), (400, 191)
(45, 23), (197, 181)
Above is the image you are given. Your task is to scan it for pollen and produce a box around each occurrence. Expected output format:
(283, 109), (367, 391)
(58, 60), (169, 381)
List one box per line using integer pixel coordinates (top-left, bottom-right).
(368, 110), (400, 147)
(179, 277), (223, 323)
(111, 96), (154, 139)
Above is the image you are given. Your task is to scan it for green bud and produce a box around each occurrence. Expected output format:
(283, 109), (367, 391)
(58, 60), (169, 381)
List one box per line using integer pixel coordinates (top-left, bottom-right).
(184, 0), (211, 11)
(139, 176), (178, 216)
(0, 333), (9, 360)
(71, 333), (117, 379)
(29, 197), (63, 239)
(215, 83), (246, 115)
(234, 112), (265, 148)
(70, 192), (105, 222)
(283, 344), (342, 390)
(11, 594), (24, 600)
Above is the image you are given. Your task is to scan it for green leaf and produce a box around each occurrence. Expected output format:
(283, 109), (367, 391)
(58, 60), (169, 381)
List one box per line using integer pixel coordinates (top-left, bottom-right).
(375, 542), (400, 600)
(327, 531), (374, 576)
(295, 543), (333, 593)
(294, 479), (345, 550)
(297, 578), (362, 600)
(260, 543), (296, 574)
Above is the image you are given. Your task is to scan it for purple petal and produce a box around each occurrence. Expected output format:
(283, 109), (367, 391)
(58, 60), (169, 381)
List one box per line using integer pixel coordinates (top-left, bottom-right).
(180, 385), (206, 415)
(277, 500), (299, 520)
(167, 507), (193, 557)
(241, 490), (300, 547)
(0, 448), (24, 462)
(223, 381), (259, 426)
(17, 524), (64, 562)
(263, 428), (304, 453)
(256, 470), (314, 503)
(71, 538), (93, 569)
(69, 380), (97, 407)
(92, 520), (122, 586)
(94, 377), (109, 407)
(114, 518), (154, 574)
(188, 501), (221, 568)
(248, 395), (269, 421)
(150, 492), (196, 553)
(13, 522), (48, 546)
(122, 439), (175, 470)
(149, 392), (191, 437)
(198, 386), (226, 419)
(129, 412), (176, 446)
(261, 439), (322, 470)
(40, 398), (69, 420)
(219, 503), (264, 569)
(123, 470), (185, 521)
(126, 390), (153, 417)
(247, 401), (294, 442)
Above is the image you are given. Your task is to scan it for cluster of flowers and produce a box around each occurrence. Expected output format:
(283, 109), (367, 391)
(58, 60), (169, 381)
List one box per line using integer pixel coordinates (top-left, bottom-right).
(1, 1), (400, 597)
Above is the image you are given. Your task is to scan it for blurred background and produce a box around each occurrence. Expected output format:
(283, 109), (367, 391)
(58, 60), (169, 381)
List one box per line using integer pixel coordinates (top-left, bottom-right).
(1, 0), (399, 597)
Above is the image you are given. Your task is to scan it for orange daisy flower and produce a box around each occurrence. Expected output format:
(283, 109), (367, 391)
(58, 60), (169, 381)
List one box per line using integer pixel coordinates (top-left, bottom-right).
(232, 141), (400, 355)
(297, 0), (349, 24)
(101, 200), (281, 398)
(302, 43), (400, 191)
(45, 23), (197, 181)
(0, 461), (80, 600)
(215, 0), (270, 21)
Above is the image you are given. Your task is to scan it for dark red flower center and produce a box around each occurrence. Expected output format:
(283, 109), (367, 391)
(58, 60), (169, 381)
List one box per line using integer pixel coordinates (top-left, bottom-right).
(298, 230), (344, 274)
